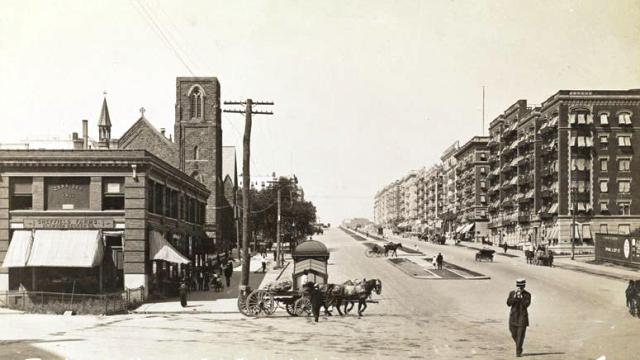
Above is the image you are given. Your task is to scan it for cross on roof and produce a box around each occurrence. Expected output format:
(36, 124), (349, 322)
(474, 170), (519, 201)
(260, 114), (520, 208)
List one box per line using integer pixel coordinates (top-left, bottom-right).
(140, 107), (146, 117)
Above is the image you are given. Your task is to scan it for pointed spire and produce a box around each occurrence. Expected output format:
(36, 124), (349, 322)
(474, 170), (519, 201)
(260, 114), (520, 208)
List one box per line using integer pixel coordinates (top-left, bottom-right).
(98, 94), (111, 127)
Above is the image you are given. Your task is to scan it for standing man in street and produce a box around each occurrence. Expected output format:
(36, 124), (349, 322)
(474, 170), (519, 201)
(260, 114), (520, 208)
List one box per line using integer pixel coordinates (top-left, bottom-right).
(223, 261), (233, 287)
(310, 284), (323, 323)
(436, 252), (444, 270)
(506, 278), (531, 357)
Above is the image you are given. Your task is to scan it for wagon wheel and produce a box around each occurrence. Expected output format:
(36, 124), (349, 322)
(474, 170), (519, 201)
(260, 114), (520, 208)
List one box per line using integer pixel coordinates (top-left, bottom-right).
(294, 297), (312, 317)
(285, 301), (298, 316)
(365, 249), (375, 257)
(246, 290), (276, 316)
(237, 288), (253, 316)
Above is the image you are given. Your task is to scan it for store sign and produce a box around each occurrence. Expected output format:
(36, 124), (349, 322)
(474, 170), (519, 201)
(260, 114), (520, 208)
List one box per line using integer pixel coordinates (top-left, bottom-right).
(46, 178), (90, 210)
(595, 233), (640, 266)
(24, 218), (115, 229)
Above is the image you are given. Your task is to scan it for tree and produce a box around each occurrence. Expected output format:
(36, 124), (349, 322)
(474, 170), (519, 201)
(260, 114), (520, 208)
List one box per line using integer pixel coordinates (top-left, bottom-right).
(238, 176), (317, 251)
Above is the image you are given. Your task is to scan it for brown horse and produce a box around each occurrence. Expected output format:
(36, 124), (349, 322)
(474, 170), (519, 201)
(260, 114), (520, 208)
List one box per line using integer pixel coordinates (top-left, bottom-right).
(333, 279), (382, 316)
(384, 243), (402, 257)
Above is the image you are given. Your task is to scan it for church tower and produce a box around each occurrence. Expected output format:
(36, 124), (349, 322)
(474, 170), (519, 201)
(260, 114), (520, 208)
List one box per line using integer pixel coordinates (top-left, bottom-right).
(174, 77), (223, 244)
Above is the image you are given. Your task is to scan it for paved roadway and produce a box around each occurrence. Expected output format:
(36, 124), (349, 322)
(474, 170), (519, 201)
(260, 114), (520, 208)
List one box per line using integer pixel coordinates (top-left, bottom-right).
(1, 227), (639, 359)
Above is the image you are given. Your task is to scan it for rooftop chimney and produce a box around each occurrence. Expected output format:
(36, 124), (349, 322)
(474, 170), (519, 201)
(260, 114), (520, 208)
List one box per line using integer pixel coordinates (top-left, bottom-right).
(82, 120), (88, 149)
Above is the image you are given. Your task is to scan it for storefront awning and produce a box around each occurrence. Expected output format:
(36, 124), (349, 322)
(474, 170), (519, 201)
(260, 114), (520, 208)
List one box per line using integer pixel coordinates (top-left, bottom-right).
(2, 230), (33, 268)
(150, 230), (191, 264)
(466, 223), (476, 233)
(27, 230), (104, 267)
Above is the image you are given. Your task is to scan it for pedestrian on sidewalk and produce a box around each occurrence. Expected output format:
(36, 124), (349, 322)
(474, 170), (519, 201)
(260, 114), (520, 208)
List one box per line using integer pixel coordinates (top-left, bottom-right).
(179, 280), (188, 308)
(626, 280), (637, 316)
(261, 256), (267, 273)
(224, 261), (233, 287)
(502, 242), (508, 254)
(507, 278), (531, 357)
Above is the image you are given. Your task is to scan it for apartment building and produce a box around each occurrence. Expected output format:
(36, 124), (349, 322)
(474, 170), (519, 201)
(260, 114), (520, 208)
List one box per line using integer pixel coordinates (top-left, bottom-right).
(454, 136), (490, 241)
(439, 142), (460, 234)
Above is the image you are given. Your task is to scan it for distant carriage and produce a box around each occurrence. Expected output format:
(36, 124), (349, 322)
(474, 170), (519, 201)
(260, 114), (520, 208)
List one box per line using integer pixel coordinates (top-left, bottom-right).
(475, 248), (495, 262)
(364, 242), (402, 258)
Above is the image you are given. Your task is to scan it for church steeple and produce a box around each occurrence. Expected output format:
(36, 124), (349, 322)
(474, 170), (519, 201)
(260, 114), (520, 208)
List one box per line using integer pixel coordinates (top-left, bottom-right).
(98, 93), (112, 141)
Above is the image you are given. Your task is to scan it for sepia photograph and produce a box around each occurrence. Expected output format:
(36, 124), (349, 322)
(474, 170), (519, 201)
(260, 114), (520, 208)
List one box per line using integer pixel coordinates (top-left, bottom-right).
(0, 0), (639, 359)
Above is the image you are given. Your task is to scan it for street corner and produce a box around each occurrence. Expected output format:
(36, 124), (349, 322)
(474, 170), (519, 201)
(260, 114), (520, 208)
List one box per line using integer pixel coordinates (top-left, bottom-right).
(387, 257), (490, 280)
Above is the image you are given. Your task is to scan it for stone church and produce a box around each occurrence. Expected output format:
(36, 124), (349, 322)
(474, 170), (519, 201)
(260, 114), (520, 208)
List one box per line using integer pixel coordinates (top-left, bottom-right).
(99, 77), (224, 244)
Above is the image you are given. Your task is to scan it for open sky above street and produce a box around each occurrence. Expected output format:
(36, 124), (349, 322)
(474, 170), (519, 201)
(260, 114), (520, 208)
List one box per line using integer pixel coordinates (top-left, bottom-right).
(1, 0), (639, 224)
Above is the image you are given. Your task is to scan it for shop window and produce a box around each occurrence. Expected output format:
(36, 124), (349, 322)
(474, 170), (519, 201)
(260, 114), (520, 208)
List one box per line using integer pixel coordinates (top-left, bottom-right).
(618, 202), (631, 215)
(600, 224), (608, 234)
(619, 224), (631, 235)
(10, 177), (33, 210)
(618, 180), (631, 194)
(600, 158), (608, 172)
(619, 159), (631, 172)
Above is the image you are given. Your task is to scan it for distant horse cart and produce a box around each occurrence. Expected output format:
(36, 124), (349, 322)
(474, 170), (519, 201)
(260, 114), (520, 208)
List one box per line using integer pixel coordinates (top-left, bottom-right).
(475, 248), (495, 262)
(365, 242), (402, 257)
(525, 248), (554, 266)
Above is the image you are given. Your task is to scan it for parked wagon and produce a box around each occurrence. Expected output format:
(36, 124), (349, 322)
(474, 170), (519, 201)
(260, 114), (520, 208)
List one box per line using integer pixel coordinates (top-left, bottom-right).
(475, 248), (495, 262)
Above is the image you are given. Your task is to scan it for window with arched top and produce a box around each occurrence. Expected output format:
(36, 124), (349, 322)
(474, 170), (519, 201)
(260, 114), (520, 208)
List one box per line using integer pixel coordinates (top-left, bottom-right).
(189, 85), (205, 119)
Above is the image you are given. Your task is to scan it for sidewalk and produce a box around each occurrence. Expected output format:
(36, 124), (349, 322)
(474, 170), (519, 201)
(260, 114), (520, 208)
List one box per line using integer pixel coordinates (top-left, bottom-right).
(431, 236), (640, 282)
(133, 254), (289, 314)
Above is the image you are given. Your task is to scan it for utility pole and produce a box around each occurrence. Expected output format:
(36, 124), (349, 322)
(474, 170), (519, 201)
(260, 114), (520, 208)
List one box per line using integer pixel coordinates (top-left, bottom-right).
(482, 86), (486, 136)
(223, 99), (274, 291)
(571, 185), (577, 261)
(276, 186), (282, 268)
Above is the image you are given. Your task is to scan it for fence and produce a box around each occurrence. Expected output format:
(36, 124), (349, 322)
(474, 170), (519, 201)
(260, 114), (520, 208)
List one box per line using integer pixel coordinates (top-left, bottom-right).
(0, 286), (145, 315)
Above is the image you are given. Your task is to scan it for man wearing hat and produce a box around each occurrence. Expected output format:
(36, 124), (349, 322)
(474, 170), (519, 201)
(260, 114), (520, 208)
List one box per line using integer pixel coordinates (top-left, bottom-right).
(507, 278), (531, 357)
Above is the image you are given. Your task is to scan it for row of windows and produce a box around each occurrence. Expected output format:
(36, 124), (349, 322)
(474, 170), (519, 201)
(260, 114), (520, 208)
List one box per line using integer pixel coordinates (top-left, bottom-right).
(568, 112), (633, 126)
(598, 134), (633, 147)
(146, 180), (206, 224)
(9, 177), (125, 211)
(598, 179), (631, 194)
(598, 158), (632, 172)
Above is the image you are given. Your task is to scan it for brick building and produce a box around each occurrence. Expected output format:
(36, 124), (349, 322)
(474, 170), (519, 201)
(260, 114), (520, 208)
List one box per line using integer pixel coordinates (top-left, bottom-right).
(0, 76), (228, 296)
(0, 150), (209, 296)
(454, 136), (490, 241)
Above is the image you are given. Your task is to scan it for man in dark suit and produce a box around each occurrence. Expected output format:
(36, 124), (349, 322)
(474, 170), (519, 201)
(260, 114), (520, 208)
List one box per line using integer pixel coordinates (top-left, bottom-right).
(507, 278), (531, 357)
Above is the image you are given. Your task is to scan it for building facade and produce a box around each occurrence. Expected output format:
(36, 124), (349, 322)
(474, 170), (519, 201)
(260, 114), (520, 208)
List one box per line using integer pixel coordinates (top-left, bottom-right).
(454, 136), (490, 240)
(0, 150), (209, 296)
(374, 88), (640, 247)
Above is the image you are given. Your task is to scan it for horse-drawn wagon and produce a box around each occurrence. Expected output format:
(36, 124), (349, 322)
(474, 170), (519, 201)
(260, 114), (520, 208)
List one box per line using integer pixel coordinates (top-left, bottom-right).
(475, 248), (495, 262)
(364, 242), (402, 257)
(238, 239), (383, 317)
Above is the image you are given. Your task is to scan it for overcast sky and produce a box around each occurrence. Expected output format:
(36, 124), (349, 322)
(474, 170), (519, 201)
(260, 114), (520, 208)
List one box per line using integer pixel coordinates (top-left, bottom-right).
(1, 0), (639, 224)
